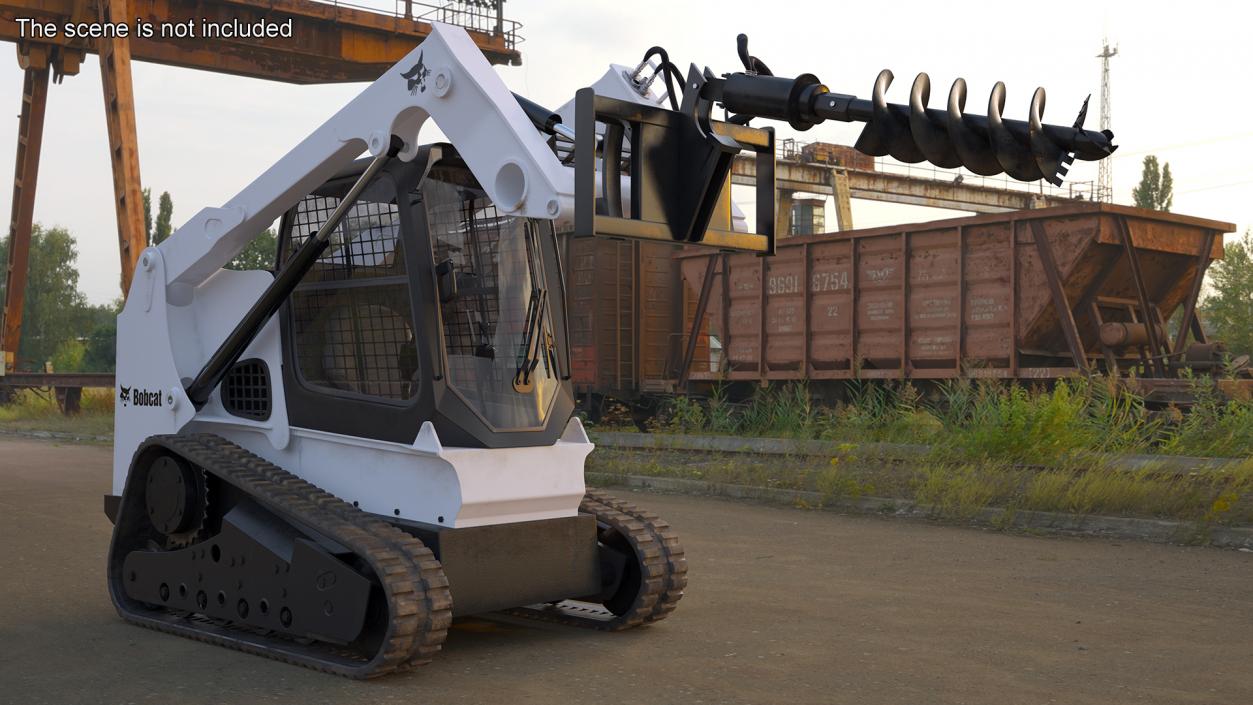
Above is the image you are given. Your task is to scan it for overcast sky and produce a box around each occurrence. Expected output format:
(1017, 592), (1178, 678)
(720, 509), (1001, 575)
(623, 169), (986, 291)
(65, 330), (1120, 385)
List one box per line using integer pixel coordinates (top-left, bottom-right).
(2, 0), (1251, 304)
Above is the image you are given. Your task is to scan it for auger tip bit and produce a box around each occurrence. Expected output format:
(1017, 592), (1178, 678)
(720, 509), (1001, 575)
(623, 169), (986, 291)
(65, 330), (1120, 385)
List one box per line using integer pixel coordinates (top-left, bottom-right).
(1074, 95), (1091, 129)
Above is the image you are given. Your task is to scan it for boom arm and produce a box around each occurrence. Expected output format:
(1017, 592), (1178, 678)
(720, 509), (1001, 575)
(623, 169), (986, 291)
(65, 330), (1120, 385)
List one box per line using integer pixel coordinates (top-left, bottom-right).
(155, 23), (572, 293)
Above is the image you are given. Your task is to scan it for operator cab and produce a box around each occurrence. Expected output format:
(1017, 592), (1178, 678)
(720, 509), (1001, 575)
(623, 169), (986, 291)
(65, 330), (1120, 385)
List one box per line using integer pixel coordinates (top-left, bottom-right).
(276, 146), (573, 449)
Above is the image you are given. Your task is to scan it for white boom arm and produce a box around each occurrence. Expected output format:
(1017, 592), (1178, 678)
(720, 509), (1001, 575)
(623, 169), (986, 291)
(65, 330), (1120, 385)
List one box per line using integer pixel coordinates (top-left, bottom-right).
(156, 23), (572, 293)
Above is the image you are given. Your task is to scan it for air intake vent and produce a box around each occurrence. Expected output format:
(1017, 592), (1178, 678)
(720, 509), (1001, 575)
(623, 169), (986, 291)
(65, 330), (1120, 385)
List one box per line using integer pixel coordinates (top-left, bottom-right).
(222, 359), (271, 421)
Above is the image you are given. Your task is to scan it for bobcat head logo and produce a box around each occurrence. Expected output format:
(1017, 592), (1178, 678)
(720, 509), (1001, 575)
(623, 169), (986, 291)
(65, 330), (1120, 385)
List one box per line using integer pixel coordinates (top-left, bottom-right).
(400, 53), (430, 95)
(118, 385), (131, 407)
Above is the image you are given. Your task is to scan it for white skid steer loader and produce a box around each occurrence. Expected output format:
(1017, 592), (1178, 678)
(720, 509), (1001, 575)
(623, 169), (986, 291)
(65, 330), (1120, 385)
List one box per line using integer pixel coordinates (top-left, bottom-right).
(103, 24), (1114, 677)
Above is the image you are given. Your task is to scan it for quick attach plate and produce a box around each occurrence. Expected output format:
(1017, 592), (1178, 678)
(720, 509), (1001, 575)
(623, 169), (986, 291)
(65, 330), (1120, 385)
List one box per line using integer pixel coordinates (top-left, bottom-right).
(574, 88), (776, 255)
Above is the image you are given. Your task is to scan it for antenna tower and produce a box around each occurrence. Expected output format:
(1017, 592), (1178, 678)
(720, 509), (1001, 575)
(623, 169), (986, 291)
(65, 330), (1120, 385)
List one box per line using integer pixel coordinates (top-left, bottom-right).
(1097, 39), (1118, 201)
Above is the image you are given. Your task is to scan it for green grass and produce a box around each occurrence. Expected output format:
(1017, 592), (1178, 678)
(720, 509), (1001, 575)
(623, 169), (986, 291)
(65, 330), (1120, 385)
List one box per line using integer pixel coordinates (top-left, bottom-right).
(0, 388), (114, 438)
(616, 378), (1253, 525)
(645, 377), (1253, 461)
(587, 447), (1253, 527)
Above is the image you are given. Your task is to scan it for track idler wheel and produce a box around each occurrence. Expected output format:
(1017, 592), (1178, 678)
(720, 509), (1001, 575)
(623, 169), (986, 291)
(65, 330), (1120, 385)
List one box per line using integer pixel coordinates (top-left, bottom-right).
(593, 510), (653, 617)
(506, 490), (687, 630)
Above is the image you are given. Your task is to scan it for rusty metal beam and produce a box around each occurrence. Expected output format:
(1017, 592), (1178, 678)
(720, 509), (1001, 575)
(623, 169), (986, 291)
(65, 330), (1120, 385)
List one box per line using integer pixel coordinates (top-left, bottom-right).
(0, 0), (520, 83)
(1172, 229), (1217, 355)
(97, 0), (146, 295)
(1, 65), (49, 371)
(732, 155), (1079, 214)
(1113, 216), (1168, 377)
(1028, 219), (1088, 373)
(677, 254), (717, 388)
(1, 371), (115, 386)
(1190, 315), (1207, 346)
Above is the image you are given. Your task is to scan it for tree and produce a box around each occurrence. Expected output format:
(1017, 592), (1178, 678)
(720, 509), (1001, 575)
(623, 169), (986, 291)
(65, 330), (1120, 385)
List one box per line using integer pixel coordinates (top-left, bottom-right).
(51, 338), (86, 373)
(142, 187), (153, 242)
(1132, 155), (1174, 211)
(226, 229), (279, 271)
(1201, 230), (1253, 357)
(82, 320), (118, 372)
(81, 299), (123, 373)
(155, 191), (174, 244)
(144, 188), (174, 246)
(0, 225), (90, 369)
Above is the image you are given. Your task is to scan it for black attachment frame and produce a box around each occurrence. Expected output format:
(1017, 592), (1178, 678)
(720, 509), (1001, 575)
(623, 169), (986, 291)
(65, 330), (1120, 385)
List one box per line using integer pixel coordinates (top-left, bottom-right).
(573, 86), (775, 255)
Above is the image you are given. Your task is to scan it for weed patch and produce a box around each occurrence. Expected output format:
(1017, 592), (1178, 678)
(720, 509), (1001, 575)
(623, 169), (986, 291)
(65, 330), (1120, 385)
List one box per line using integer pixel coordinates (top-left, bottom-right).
(650, 378), (1253, 460)
(587, 448), (1253, 527)
(0, 388), (113, 437)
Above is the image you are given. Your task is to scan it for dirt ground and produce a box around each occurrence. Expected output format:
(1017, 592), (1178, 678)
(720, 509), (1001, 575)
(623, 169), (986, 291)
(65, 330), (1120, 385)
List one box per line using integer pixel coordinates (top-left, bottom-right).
(1, 436), (1250, 705)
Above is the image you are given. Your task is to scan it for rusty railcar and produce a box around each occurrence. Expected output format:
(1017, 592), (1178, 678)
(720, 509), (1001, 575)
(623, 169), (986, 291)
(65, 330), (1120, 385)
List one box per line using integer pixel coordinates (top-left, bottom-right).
(565, 237), (707, 402)
(669, 203), (1241, 401)
(564, 204), (1245, 411)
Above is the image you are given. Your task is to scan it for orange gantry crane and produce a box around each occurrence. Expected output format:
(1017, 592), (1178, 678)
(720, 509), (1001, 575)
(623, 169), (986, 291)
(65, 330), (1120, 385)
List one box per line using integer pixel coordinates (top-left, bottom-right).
(0, 0), (521, 374)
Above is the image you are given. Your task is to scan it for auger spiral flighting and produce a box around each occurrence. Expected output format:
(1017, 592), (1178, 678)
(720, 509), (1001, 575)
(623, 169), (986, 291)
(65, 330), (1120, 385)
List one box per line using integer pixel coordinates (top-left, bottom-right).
(856, 70), (1115, 185)
(705, 35), (1116, 186)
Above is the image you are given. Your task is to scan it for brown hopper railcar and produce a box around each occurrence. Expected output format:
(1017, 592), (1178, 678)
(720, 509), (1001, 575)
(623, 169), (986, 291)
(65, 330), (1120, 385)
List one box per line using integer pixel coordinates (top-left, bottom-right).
(565, 203), (1247, 414)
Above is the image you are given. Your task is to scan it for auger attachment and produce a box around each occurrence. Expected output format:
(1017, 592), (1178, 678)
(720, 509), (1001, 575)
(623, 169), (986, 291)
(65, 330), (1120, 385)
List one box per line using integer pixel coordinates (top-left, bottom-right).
(699, 35), (1117, 185)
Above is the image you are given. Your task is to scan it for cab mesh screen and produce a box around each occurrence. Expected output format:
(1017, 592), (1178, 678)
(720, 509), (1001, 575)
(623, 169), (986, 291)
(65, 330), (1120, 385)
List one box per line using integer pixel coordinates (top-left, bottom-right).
(284, 178), (419, 401)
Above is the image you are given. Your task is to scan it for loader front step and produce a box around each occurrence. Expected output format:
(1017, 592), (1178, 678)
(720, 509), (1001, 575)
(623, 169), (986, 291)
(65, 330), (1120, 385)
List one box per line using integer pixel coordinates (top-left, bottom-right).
(107, 433), (452, 679)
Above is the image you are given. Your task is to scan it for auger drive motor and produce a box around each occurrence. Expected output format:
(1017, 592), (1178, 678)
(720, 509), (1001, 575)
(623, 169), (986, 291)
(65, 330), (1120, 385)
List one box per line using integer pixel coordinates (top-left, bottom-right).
(104, 25), (1114, 677)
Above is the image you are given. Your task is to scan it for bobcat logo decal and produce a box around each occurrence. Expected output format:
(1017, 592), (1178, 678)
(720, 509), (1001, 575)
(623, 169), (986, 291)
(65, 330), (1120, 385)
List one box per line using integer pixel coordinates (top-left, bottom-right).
(118, 384), (162, 408)
(400, 53), (430, 95)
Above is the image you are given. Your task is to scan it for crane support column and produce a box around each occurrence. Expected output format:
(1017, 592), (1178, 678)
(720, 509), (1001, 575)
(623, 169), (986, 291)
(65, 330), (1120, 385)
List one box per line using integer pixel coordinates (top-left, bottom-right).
(831, 168), (853, 231)
(776, 190), (794, 237)
(1, 64), (50, 372)
(97, 0), (146, 296)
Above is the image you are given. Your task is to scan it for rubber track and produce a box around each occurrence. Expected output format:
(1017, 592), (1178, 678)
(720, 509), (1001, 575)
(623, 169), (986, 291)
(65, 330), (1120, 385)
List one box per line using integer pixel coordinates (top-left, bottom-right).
(584, 488), (687, 623)
(504, 488), (685, 630)
(110, 433), (451, 679)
